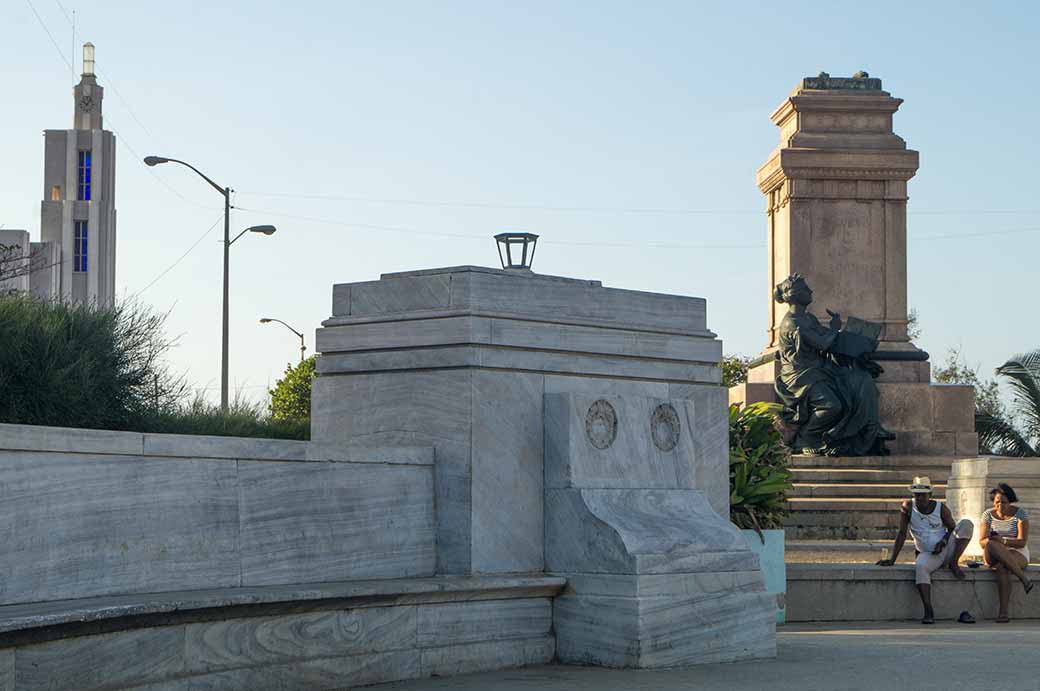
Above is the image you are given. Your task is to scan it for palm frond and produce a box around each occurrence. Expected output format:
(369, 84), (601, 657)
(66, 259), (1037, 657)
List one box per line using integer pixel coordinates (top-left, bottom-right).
(995, 349), (1040, 440)
(976, 410), (1036, 457)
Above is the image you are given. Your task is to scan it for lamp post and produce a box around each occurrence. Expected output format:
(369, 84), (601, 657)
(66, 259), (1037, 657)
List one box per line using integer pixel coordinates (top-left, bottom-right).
(144, 155), (275, 411)
(259, 317), (306, 363)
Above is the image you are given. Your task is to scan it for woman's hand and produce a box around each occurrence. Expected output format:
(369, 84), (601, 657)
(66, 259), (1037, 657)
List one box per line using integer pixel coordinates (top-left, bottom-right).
(826, 309), (842, 331)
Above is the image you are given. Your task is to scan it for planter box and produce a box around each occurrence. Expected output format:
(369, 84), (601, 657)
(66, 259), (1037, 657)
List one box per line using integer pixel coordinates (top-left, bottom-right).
(742, 529), (786, 624)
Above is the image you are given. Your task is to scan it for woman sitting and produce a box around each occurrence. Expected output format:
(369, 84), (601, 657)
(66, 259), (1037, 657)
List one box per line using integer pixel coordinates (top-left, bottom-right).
(980, 482), (1033, 622)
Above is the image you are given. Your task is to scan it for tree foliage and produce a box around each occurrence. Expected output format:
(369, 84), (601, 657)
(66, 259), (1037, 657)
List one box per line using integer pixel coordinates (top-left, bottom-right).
(975, 350), (1040, 457)
(729, 402), (793, 534)
(933, 347), (1004, 418)
(722, 354), (752, 388)
(269, 355), (317, 423)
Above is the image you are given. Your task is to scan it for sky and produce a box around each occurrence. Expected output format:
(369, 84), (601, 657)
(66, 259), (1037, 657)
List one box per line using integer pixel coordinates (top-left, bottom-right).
(4, 1), (1040, 400)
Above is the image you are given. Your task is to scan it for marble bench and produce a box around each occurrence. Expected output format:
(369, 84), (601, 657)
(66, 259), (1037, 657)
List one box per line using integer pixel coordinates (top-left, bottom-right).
(787, 563), (1040, 622)
(0, 575), (565, 691)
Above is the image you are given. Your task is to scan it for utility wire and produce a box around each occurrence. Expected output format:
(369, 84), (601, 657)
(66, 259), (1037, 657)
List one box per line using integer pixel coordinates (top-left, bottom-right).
(234, 206), (764, 249)
(236, 190), (1040, 218)
(236, 191), (754, 216)
(26, 0), (73, 73)
(132, 213), (224, 297)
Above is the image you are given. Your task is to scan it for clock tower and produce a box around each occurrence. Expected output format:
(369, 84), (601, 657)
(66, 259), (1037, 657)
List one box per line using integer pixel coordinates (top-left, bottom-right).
(73, 43), (103, 130)
(38, 42), (117, 306)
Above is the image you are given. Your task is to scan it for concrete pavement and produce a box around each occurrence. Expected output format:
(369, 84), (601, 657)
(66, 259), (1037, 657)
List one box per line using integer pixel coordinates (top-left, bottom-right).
(362, 622), (1040, 690)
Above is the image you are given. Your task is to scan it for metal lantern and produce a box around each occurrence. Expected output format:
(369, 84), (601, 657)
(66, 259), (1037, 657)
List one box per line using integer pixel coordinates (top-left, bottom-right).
(494, 232), (539, 271)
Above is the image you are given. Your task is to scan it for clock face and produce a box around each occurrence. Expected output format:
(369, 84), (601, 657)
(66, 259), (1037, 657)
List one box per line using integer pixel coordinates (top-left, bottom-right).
(78, 96), (94, 112)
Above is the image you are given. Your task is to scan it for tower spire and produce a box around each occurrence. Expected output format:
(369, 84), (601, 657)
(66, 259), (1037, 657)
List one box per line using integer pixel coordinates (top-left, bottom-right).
(73, 42), (103, 130)
(82, 42), (95, 76)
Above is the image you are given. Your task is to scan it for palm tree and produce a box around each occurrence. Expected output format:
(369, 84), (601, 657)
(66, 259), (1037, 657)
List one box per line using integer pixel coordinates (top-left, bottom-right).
(976, 349), (1040, 456)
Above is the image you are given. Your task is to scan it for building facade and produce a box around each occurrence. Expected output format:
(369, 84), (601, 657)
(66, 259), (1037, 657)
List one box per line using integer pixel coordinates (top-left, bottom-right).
(30, 43), (117, 306)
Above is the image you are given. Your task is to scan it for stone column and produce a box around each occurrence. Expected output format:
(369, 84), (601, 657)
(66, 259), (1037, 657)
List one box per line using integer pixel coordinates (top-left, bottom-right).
(751, 72), (925, 384)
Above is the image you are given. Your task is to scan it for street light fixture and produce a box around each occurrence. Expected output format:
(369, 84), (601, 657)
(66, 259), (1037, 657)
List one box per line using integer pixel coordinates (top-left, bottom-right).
(144, 154), (275, 411)
(495, 232), (539, 271)
(260, 317), (306, 363)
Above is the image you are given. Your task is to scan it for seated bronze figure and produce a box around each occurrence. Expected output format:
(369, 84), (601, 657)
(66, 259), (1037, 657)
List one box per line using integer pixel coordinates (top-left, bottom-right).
(773, 274), (894, 456)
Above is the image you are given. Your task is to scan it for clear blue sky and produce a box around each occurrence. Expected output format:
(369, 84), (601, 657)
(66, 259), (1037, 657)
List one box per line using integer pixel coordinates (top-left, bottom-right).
(5, 1), (1039, 398)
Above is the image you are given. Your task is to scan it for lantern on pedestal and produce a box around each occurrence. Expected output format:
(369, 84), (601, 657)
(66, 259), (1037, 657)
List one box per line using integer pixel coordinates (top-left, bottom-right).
(494, 232), (539, 271)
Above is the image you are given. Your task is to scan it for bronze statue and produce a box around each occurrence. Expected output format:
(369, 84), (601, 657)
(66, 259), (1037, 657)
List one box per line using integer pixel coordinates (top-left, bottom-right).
(773, 274), (894, 456)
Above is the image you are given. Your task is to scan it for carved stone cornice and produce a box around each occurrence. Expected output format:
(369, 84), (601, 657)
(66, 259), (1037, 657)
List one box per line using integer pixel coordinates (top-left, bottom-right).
(756, 148), (919, 193)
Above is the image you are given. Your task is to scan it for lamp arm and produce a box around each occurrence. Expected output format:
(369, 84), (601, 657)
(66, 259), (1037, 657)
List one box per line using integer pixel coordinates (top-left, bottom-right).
(228, 227), (251, 246)
(266, 318), (304, 339)
(162, 158), (228, 197)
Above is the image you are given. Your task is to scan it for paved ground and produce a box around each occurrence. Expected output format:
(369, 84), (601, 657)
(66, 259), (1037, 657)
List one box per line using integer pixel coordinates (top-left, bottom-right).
(363, 622), (1040, 690)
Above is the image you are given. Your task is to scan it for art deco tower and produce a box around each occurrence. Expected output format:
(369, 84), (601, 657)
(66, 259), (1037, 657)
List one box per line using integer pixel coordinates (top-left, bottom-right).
(39, 43), (117, 306)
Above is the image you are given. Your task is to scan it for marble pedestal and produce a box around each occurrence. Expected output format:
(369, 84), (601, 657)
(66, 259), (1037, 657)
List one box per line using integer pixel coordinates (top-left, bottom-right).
(546, 393), (776, 667)
(947, 457), (1040, 558)
(311, 266), (728, 576)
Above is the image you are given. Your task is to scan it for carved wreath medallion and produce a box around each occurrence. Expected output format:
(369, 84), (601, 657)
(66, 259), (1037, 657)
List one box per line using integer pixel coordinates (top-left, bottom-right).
(585, 399), (618, 450)
(650, 403), (680, 452)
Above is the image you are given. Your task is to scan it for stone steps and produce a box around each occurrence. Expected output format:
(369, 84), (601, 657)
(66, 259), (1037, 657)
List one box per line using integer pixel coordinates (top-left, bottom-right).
(789, 455), (955, 474)
(790, 468), (947, 484)
(791, 483), (946, 499)
(783, 454), (963, 541)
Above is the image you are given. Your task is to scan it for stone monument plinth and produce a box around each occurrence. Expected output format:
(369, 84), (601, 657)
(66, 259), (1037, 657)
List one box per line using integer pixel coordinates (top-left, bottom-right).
(731, 73), (976, 457)
(312, 265), (776, 665)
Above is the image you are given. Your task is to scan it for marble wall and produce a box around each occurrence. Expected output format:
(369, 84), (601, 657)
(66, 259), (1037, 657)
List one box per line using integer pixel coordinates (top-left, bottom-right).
(0, 423), (436, 605)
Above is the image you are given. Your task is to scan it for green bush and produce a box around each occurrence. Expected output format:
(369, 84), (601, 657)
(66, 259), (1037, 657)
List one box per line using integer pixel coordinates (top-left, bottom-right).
(0, 293), (186, 430)
(269, 355), (316, 423)
(145, 392), (308, 440)
(729, 402), (793, 534)
(0, 294), (308, 440)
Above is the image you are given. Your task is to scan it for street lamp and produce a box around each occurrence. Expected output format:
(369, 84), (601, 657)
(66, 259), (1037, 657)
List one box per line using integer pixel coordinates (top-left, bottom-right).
(144, 154), (275, 411)
(494, 232), (539, 271)
(260, 317), (306, 363)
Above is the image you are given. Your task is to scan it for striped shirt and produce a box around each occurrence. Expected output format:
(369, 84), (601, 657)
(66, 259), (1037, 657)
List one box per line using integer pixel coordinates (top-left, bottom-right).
(982, 507), (1029, 539)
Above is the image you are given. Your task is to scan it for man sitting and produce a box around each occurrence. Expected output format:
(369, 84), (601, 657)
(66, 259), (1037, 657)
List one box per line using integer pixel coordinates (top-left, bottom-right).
(875, 476), (974, 624)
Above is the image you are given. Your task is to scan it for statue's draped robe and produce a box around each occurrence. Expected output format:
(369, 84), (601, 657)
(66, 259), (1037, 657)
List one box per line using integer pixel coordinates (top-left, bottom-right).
(775, 310), (880, 456)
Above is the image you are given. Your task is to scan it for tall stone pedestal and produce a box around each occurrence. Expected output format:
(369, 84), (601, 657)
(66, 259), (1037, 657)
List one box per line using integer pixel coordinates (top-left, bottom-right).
(311, 265), (776, 666)
(731, 74), (976, 457)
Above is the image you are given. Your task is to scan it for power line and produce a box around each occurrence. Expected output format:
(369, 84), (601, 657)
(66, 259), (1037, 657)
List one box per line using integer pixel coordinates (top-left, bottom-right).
(913, 227), (1040, 241)
(132, 213), (224, 297)
(236, 191), (755, 216)
(234, 205), (764, 249)
(236, 190), (1040, 218)
(25, 0), (73, 73)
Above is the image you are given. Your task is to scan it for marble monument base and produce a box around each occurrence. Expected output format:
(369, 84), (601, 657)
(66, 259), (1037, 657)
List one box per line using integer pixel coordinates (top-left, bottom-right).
(545, 393), (777, 667)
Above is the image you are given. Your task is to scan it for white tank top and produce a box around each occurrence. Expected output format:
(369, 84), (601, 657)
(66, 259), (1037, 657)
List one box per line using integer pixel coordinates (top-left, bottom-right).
(909, 500), (946, 553)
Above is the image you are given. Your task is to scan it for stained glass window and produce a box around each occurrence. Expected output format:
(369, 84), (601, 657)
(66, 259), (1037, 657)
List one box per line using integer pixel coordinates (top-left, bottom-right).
(78, 150), (92, 201)
(74, 221), (88, 272)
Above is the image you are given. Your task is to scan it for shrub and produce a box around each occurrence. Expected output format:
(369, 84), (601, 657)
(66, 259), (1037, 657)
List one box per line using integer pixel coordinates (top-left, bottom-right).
(145, 392), (309, 440)
(269, 355), (317, 423)
(0, 294), (308, 440)
(729, 402), (793, 535)
(0, 293), (186, 430)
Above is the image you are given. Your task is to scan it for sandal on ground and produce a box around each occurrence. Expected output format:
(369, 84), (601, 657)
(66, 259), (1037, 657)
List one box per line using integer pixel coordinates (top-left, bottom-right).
(921, 617), (935, 625)
(1024, 580), (1034, 595)
(996, 615), (1010, 623)
(957, 611), (976, 624)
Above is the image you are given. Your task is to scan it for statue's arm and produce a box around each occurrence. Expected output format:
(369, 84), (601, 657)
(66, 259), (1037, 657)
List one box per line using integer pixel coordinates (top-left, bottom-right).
(797, 317), (839, 353)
